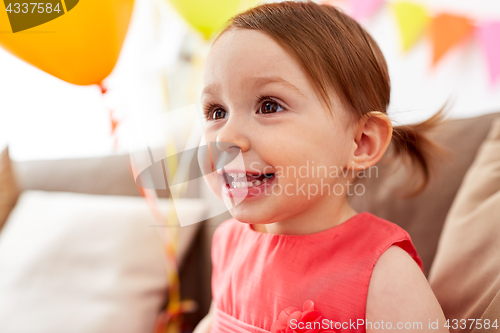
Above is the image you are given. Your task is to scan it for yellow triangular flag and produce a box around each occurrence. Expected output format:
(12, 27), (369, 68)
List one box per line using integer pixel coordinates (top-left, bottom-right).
(391, 1), (430, 52)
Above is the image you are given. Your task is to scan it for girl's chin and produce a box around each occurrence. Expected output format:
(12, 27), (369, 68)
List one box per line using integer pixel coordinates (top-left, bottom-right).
(227, 200), (285, 225)
(227, 209), (272, 225)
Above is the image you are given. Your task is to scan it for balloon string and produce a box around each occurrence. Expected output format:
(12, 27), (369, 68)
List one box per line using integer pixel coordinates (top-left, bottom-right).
(128, 149), (196, 332)
(126, 163), (196, 333)
(98, 82), (120, 151)
(154, 141), (194, 333)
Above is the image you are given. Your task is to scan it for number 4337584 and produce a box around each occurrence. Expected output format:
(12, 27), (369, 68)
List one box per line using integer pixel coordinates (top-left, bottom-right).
(6, 3), (61, 14)
(444, 319), (498, 330)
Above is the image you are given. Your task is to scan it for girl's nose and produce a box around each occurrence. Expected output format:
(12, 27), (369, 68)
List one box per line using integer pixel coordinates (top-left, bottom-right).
(215, 116), (250, 153)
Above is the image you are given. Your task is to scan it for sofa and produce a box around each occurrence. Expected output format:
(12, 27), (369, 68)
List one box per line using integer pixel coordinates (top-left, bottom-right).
(0, 111), (499, 332)
(0, 151), (207, 332)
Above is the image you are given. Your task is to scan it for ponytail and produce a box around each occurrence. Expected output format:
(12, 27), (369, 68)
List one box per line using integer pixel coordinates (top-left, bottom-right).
(390, 108), (447, 197)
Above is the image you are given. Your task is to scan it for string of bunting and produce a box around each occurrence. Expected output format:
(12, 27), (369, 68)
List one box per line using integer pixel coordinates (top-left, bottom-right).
(323, 0), (500, 85)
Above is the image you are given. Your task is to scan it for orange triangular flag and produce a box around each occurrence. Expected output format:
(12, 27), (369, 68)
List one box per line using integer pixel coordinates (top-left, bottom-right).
(430, 13), (474, 65)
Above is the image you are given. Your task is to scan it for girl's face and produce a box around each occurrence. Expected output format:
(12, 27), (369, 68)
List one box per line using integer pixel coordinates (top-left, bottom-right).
(202, 29), (357, 230)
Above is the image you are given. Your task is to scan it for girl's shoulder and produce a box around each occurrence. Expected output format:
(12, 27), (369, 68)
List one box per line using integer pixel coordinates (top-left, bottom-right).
(339, 212), (424, 273)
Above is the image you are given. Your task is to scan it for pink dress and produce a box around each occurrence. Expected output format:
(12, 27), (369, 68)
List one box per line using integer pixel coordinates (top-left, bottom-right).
(211, 212), (423, 333)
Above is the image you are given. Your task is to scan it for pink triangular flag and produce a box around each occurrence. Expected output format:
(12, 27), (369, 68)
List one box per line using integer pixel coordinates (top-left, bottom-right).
(478, 21), (500, 85)
(351, 0), (385, 21)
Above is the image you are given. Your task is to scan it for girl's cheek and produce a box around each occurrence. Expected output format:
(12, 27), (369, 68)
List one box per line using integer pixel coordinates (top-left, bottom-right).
(204, 172), (223, 199)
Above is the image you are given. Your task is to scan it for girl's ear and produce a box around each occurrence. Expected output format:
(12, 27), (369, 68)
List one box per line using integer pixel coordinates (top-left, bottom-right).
(347, 111), (393, 170)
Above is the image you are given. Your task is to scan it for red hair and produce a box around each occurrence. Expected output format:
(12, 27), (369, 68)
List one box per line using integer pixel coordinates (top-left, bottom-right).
(218, 1), (444, 194)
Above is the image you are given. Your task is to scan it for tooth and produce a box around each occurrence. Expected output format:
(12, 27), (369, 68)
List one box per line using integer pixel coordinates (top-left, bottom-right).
(247, 182), (252, 187)
(263, 178), (268, 183)
(255, 180), (261, 186)
(231, 181), (235, 188)
(238, 172), (245, 177)
(231, 173), (237, 178)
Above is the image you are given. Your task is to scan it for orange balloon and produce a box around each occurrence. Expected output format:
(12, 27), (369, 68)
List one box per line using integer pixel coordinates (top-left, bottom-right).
(0, 0), (134, 85)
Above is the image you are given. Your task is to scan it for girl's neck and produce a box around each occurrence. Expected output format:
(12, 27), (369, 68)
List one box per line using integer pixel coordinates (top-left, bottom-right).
(252, 198), (357, 235)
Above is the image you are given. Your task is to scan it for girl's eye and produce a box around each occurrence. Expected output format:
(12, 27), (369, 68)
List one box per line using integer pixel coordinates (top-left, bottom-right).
(258, 100), (284, 114)
(211, 108), (227, 120)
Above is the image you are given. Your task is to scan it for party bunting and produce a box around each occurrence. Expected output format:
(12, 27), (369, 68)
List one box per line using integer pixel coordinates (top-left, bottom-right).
(477, 21), (500, 85)
(323, 0), (500, 84)
(430, 13), (474, 65)
(351, 0), (385, 21)
(391, 1), (429, 52)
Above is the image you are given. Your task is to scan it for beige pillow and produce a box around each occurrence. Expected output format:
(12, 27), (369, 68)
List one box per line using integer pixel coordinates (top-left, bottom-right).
(0, 191), (206, 333)
(429, 118), (500, 332)
(0, 146), (19, 233)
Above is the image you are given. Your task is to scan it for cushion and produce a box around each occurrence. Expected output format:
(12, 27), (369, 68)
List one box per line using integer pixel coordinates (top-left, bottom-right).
(0, 146), (19, 233)
(12, 149), (199, 199)
(0, 191), (206, 333)
(428, 117), (500, 331)
(12, 154), (150, 197)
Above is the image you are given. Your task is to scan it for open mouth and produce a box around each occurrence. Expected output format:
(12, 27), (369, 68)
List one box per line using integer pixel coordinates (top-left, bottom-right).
(222, 172), (275, 189)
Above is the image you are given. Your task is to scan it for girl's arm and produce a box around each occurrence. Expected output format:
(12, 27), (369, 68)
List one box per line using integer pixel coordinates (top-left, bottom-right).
(193, 301), (215, 333)
(366, 245), (449, 333)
